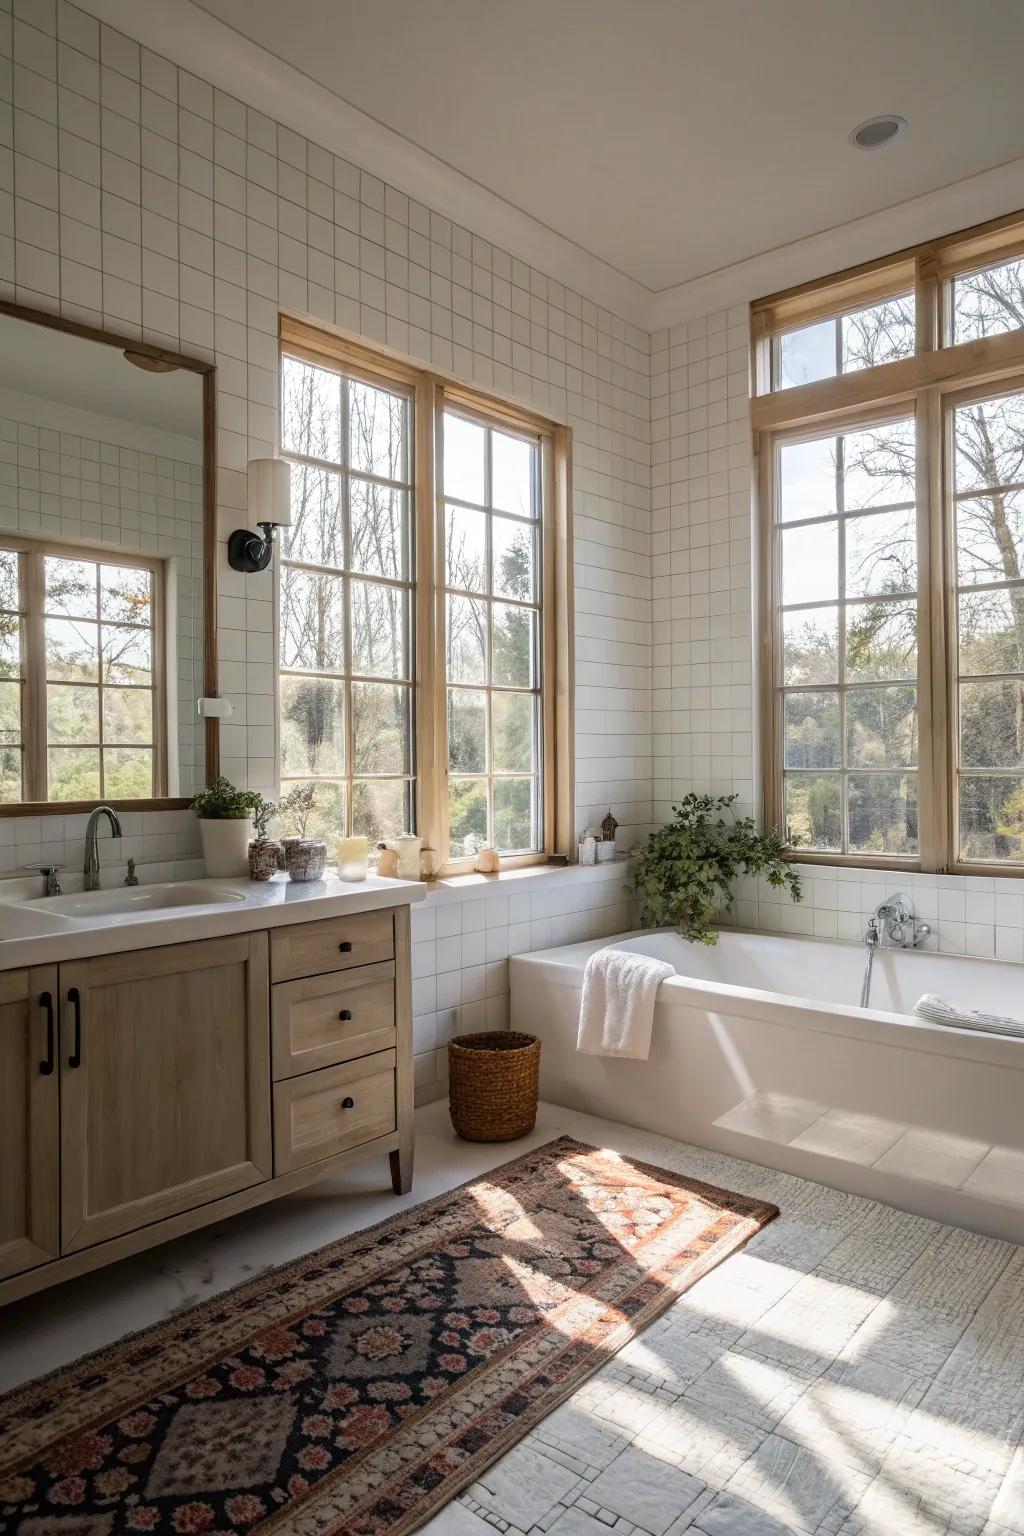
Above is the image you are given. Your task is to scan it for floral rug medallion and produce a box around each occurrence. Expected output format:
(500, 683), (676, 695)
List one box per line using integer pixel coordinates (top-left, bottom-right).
(0, 1138), (778, 1535)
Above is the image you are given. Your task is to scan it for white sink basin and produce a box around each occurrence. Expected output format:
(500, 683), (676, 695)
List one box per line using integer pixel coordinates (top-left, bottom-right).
(15, 881), (249, 920)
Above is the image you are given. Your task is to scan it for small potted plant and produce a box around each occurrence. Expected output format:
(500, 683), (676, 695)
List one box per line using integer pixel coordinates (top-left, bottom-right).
(247, 794), (279, 882)
(191, 777), (264, 878)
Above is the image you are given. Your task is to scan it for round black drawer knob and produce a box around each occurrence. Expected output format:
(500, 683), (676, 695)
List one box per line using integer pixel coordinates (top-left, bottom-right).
(341, 1096), (355, 1109)
(338, 941), (353, 953)
(338, 1009), (352, 1021)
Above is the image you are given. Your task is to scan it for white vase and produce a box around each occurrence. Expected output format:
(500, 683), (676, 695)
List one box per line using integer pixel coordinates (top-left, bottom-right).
(198, 817), (252, 877)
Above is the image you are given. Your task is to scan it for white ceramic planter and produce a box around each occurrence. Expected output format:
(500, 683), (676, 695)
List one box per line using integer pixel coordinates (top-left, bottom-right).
(198, 816), (252, 877)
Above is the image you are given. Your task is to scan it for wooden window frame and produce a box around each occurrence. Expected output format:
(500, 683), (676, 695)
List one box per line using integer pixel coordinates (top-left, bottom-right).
(0, 534), (168, 805)
(754, 206), (1024, 876)
(278, 317), (574, 877)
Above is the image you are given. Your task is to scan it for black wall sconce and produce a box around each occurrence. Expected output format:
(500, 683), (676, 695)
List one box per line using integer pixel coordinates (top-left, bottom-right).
(228, 458), (292, 573)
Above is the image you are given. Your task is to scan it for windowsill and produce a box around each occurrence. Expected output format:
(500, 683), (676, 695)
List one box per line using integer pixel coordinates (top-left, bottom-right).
(422, 857), (634, 904)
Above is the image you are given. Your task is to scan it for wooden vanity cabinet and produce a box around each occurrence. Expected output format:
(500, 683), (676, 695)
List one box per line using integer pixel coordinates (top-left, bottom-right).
(0, 966), (59, 1281)
(58, 934), (272, 1254)
(0, 903), (414, 1306)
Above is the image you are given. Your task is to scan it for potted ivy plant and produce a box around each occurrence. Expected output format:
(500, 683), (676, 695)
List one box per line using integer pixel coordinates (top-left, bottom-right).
(632, 793), (801, 945)
(247, 794), (279, 882)
(191, 777), (266, 878)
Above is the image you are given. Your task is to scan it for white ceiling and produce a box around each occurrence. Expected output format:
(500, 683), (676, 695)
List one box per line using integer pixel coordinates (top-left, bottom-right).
(194, 0), (1024, 295)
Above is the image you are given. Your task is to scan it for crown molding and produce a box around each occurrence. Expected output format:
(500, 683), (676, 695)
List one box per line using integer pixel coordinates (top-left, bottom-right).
(85, 0), (653, 329)
(648, 156), (1024, 331)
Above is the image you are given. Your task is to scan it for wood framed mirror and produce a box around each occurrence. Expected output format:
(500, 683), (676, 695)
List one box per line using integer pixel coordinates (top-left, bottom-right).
(0, 300), (218, 815)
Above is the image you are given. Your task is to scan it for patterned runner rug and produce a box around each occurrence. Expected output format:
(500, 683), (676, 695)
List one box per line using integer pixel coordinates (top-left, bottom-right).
(0, 1137), (777, 1535)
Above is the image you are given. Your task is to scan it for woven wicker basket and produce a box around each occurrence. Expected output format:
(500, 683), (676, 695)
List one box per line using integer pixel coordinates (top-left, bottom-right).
(448, 1031), (541, 1142)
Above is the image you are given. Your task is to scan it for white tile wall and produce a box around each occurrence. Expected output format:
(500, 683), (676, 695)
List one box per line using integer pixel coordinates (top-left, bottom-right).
(0, 411), (204, 791)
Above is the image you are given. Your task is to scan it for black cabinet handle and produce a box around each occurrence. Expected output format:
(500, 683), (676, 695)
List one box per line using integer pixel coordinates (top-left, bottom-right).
(338, 941), (352, 953)
(341, 1096), (355, 1109)
(67, 986), (82, 1068)
(338, 1009), (352, 1021)
(39, 991), (54, 1075)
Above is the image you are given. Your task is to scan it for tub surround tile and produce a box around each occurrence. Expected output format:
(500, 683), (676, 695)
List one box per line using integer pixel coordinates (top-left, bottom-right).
(789, 1110), (905, 1168)
(873, 1128), (990, 1190)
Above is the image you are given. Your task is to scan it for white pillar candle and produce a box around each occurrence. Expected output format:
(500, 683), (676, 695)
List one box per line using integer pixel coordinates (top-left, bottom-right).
(338, 835), (368, 881)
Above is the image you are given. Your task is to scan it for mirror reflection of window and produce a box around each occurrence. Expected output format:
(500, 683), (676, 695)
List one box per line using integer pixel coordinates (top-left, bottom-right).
(0, 312), (205, 807)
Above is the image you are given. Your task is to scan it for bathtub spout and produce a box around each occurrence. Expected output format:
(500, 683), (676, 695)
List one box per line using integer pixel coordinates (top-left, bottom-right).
(860, 917), (880, 1009)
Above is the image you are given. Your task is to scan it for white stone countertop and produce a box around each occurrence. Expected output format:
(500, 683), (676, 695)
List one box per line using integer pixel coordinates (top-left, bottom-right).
(0, 871), (426, 972)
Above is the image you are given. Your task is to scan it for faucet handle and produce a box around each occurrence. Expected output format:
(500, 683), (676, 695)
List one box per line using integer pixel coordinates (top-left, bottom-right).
(25, 864), (64, 896)
(123, 858), (139, 887)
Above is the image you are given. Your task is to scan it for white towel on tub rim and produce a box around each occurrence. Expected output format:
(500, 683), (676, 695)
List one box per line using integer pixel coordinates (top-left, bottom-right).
(576, 945), (675, 1060)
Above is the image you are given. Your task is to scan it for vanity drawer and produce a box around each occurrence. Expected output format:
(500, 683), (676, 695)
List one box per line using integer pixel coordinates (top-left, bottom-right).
(273, 1050), (397, 1174)
(271, 961), (396, 1079)
(269, 908), (394, 983)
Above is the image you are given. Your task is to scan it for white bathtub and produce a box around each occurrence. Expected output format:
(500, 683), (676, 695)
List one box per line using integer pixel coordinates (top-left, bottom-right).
(510, 928), (1024, 1242)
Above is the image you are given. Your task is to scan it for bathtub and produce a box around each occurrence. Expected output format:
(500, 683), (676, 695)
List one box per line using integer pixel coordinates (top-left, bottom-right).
(510, 928), (1024, 1243)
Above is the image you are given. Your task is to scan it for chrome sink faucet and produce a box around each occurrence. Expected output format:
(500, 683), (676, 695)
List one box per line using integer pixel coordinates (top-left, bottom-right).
(84, 805), (123, 891)
(874, 891), (930, 949)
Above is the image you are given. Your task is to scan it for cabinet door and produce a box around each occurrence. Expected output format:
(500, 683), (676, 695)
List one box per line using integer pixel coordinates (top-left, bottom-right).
(0, 967), (59, 1280)
(59, 933), (272, 1254)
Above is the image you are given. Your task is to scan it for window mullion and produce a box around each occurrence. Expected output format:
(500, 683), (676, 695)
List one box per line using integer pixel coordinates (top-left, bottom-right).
(24, 549), (46, 801)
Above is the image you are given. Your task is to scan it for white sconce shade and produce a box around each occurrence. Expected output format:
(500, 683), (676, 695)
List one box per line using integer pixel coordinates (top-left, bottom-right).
(247, 457), (291, 528)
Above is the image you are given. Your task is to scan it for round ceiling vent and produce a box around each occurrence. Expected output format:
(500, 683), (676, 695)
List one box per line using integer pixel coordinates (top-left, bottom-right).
(850, 115), (908, 150)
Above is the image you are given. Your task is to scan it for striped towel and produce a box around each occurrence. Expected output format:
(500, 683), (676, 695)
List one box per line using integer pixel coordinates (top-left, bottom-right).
(915, 993), (1024, 1039)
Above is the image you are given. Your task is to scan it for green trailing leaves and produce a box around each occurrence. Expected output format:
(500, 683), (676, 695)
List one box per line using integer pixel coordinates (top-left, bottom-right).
(632, 793), (801, 945)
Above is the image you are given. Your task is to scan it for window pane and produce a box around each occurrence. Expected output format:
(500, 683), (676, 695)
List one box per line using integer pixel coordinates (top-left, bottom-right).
(778, 436), (836, 523)
(491, 431), (534, 517)
(952, 257), (1024, 345)
(492, 690), (535, 773)
(842, 419), (915, 509)
(47, 683), (97, 744)
(46, 618), (98, 682)
(848, 774), (917, 854)
(778, 319), (836, 390)
(492, 603), (536, 688)
(783, 692), (839, 769)
(48, 745), (100, 800)
(444, 413), (485, 504)
(0, 745), (21, 802)
(0, 678), (20, 742)
(784, 773), (841, 850)
(842, 295), (915, 371)
(351, 681), (410, 773)
(494, 776), (537, 852)
(955, 494), (1024, 587)
(492, 517), (536, 601)
(278, 779), (347, 845)
(102, 625), (151, 686)
(280, 675), (345, 777)
(282, 464), (343, 568)
(448, 777), (487, 859)
(955, 393), (1024, 495)
(846, 599), (917, 681)
(782, 606), (838, 685)
(352, 778), (410, 844)
(350, 481), (407, 579)
(958, 587), (1024, 675)
(0, 549), (18, 610)
(103, 687), (152, 746)
(99, 564), (151, 625)
(845, 508), (917, 597)
(280, 568), (344, 671)
(348, 379), (407, 482)
(847, 686), (918, 768)
(447, 594), (487, 684)
(281, 355), (342, 463)
(960, 775), (1024, 861)
(960, 679), (1024, 769)
(448, 687), (486, 773)
(104, 747), (152, 797)
(781, 522), (838, 605)
(350, 581), (407, 678)
(45, 556), (95, 619)
(0, 613), (19, 679)
(445, 504), (487, 593)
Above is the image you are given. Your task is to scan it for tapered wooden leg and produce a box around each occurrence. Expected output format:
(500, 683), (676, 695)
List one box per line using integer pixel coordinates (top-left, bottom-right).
(390, 1141), (413, 1196)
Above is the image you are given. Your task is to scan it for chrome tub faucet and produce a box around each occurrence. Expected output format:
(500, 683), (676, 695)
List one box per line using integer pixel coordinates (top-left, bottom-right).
(873, 891), (930, 949)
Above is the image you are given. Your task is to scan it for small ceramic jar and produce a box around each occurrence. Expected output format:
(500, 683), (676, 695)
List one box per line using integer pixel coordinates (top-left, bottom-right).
(285, 839), (327, 882)
(376, 843), (400, 877)
(248, 839), (281, 881)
